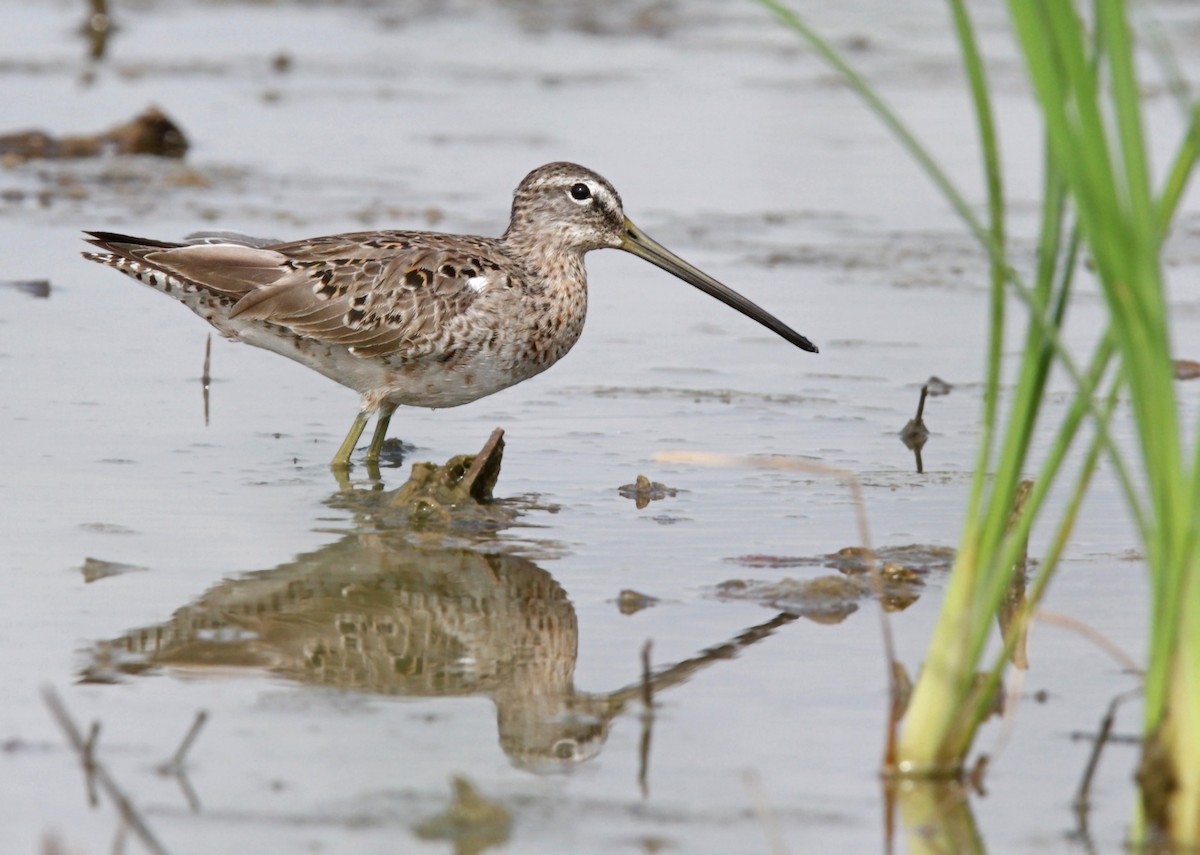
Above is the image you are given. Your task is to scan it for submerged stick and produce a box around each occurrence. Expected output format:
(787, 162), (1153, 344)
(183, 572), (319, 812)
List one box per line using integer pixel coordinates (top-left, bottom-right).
(202, 334), (211, 426)
(41, 687), (170, 855)
(156, 710), (208, 812)
(899, 384), (930, 473)
(1073, 689), (1141, 825)
(637, 640), (654, 798)
(159, 710), (207, 774)
(603, 612), (801, 718)
(84, 721), (100, 807)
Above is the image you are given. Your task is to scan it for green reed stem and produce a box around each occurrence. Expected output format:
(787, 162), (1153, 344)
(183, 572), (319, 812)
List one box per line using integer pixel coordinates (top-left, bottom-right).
(761, 1), (1200, 838)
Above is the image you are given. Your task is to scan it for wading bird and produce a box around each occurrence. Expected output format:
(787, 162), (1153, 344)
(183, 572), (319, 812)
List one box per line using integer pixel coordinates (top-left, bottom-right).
(84, 162), (817, 468)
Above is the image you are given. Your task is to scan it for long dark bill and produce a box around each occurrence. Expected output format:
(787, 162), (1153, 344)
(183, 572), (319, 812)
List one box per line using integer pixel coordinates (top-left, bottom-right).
(619, 218), (818, 354)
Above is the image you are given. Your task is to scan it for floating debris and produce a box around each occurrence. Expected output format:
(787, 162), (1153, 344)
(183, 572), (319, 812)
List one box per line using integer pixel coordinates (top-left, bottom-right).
(718, 545), (942, 616)
(0, 279), (50, 298)
(717, 575), (866, 622)
(823, 544), (953, 576)
(616, 589), (660, 615)
(878, 562), (923, 585)
(80, 557), (146, 583)
(77, 522), (136, 535)
(413, 776), (512, 855)
(0, 106), (187, 165)
(617, 474), (678, 509)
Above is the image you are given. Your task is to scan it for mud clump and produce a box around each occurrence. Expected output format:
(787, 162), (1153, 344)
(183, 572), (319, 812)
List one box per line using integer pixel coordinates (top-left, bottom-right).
(388, 428), (507, 527)
(617, 474), (678, 509)
(0, 106), (188, 165)
(616, 589), (660, 615)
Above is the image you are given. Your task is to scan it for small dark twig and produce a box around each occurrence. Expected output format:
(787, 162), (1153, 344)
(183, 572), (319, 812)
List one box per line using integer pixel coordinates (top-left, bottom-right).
(637, 640), (654, 799)
(899, 377), (951, 473)
(84, 721), (101, 806)
(159, 710), (207, 774)
(83, 0), (113, 61)
(202, 335), (212, 426)
(157, 710), (207, 813)
(914, 383), (929, 422)
(41, 687), (170, 855)
(173, 774), (202, 815)
(1069, 730), (1140, 745)
(1073, 689), (1141, 821)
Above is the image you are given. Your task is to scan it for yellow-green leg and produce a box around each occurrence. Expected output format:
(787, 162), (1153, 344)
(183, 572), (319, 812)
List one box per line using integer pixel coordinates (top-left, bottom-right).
(331, 410), (370, 468)
(365, 403), (397, 464)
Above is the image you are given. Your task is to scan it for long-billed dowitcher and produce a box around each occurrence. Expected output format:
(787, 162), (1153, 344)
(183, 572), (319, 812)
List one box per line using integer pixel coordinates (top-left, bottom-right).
(83, 162), (817, 468)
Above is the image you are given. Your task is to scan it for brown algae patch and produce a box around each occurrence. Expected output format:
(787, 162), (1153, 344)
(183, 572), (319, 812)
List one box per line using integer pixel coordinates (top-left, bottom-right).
(718, 544), (950, 616)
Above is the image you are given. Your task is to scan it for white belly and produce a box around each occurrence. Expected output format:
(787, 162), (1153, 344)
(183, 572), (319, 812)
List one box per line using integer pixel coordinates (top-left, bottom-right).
(233, 318), (578, 410)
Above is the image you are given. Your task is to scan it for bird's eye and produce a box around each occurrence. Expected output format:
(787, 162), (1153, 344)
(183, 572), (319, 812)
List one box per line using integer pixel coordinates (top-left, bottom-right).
(569, 183), (592, 202)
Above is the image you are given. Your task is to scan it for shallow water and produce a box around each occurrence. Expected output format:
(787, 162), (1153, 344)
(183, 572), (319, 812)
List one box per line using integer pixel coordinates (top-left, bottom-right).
(2, 1), (1199, 852)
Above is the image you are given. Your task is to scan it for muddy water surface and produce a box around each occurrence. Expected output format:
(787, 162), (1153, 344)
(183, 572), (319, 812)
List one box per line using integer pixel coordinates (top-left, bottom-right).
(2, 1), (1199, 853)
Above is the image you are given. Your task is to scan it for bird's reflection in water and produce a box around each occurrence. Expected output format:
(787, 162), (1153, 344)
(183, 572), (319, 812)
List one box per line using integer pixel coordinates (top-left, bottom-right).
(89, 531), (797, 772)
(87, 440), (797, 773)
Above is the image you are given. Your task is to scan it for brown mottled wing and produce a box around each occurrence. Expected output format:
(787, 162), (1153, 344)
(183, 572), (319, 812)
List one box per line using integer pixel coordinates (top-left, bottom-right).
(153, 231), (512, 361)
(143, 243), (290, 298)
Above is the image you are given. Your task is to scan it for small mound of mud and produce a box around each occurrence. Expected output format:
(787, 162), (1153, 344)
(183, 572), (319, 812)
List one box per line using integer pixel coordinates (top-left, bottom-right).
(617, 474), (679, 509)
(0, 106), (188, 164)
